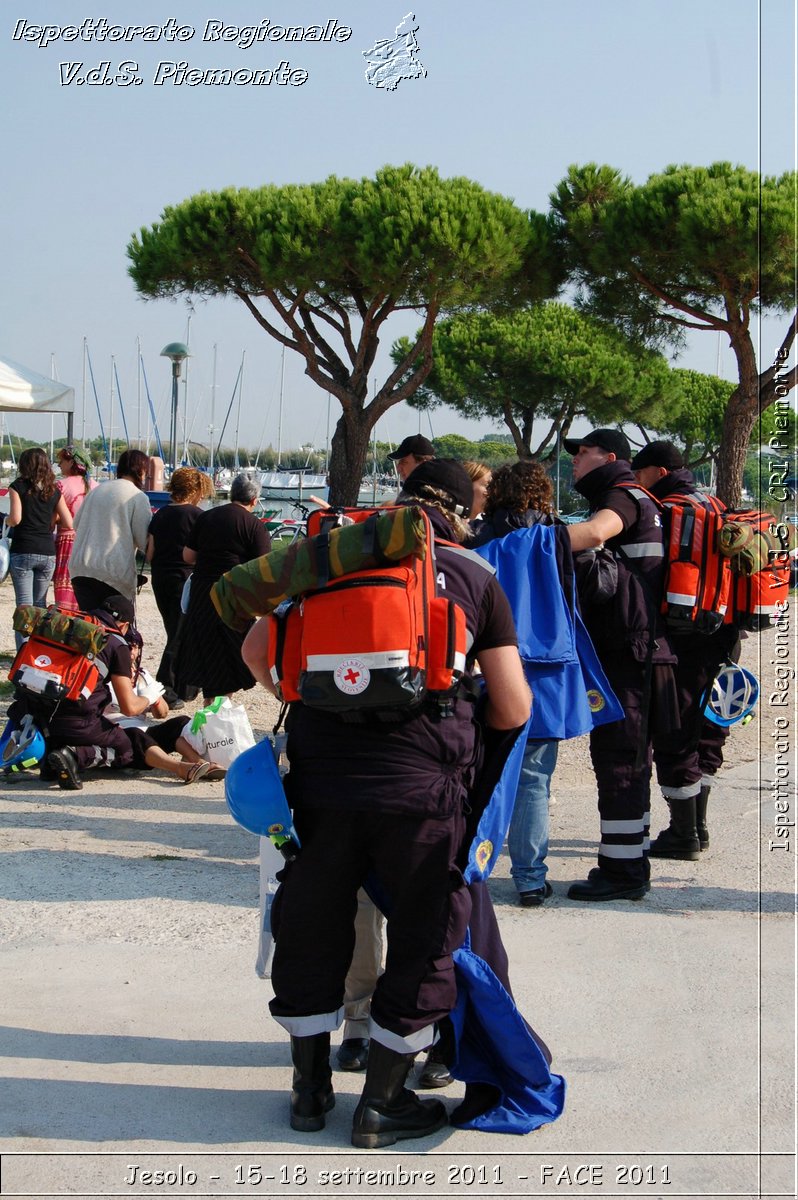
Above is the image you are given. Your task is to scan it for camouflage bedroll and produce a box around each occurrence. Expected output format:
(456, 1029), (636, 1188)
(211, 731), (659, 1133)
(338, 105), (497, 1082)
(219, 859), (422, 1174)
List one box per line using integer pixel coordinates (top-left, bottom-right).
(12, 605), (108, 656)
(212, 505), (428, 631)
(718, 517), (798, 576)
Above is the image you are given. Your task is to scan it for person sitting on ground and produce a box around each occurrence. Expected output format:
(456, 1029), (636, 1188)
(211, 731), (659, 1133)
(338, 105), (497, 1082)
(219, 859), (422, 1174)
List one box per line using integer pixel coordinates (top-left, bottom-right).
(9, 594), (223, 790)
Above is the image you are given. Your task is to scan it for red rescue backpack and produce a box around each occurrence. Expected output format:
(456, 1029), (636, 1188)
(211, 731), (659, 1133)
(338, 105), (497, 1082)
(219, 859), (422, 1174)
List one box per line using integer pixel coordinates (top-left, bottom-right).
(9, 605), (114, 703)
(615, 484), (731, 635)
(615, 485), (792, 634)
(658, 492), (732, 635)
(266, 506), (468, 718)
(719, 508), (794, 631)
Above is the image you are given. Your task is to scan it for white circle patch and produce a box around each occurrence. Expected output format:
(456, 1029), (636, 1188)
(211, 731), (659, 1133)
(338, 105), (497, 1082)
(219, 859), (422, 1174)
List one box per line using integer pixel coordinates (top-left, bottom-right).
(34, 654), (53, 667)
(333, 659), (371, 695)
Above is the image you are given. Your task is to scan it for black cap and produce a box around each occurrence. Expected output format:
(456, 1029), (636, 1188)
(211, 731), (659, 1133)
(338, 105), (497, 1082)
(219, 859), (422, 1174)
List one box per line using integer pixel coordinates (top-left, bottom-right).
(388, 435), (435, 460)
(401, 458), (474, 518)
(99, 593), (136, 625)
(630, 440), (685, 471)
(563, 428), (632, 461)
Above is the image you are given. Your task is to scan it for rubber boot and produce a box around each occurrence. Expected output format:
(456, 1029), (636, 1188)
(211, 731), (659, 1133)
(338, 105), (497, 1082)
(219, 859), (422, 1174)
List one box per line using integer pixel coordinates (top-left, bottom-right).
(351, 1040), (447, 1149)
(696, 785), (710, 850)
(648, 796), (701, 861)
(289, 1033), (334, 1132)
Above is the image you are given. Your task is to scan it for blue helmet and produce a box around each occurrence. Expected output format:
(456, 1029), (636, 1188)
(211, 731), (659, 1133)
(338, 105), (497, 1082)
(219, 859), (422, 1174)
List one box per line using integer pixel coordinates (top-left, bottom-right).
(224, 738), (299, 858)
(704, 663), (759, 727)
(0, 714), (46, 771)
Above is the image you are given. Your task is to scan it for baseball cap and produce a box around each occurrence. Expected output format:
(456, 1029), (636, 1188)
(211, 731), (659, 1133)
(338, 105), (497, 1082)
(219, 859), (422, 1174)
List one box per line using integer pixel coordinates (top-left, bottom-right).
(388, 435), (435, 461)
(99, 594), (136, 625)
(401, 458), (474, 518)
(563, 428), (632, 461)
(630, 440), (685, 471)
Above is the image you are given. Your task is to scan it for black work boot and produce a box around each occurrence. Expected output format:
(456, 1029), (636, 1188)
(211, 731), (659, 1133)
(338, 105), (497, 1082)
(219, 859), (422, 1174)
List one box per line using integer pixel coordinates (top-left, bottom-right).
(696, 785), (710, 850)
(648, 796), (701, 860)
(351, 1040), (447, 1149)
(289, 1033), (334, 1132)
(47, 747), (82, 791)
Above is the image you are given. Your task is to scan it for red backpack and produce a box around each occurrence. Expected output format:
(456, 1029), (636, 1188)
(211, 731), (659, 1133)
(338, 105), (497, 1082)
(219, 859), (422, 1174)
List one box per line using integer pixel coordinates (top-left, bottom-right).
(719, 508), (794, 630)
(659, 492), (732, 635)
(266, 506), (468, 718)
(616, 486), (792, 634)
(9, 605), (115, 703)
(615, 484), (731, 635)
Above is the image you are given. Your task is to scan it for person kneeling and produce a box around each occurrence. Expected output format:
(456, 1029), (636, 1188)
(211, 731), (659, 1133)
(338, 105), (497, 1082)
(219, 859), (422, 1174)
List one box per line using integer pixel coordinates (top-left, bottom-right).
(10, 594), (221, 790)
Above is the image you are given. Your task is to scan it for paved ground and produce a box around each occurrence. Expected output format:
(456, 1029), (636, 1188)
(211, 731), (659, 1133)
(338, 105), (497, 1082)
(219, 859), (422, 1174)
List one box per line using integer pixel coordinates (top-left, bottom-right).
(0, 583), (795, 1199)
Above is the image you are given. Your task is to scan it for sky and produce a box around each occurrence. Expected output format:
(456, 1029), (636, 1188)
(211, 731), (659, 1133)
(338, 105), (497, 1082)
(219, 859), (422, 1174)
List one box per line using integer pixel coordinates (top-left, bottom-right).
(1, 0), (795, 461)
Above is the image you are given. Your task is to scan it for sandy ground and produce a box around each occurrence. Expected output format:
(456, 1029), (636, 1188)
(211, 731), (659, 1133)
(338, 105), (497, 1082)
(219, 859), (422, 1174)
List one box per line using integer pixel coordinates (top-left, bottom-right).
(0, 578), (795, 1199)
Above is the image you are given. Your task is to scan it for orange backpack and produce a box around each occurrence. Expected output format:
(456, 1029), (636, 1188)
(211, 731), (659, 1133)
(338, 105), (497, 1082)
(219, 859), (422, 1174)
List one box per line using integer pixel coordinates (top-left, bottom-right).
(659, 493), (732, 635)
(720, 508), (793, 631)
(615, 484), (731, 635)
(266, 507), (468, 718)
(9, 606), (114, 703)
(616, 486), (791, 634)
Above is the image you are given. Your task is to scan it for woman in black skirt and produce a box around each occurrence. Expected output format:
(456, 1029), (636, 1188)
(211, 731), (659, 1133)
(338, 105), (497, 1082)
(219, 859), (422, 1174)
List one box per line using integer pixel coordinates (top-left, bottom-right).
(175, 474), (271, 701)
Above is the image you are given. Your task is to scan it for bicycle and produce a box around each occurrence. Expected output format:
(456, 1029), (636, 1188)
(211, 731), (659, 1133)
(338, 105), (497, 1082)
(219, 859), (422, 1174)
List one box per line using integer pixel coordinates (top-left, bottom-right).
(263, 499), (312, 547)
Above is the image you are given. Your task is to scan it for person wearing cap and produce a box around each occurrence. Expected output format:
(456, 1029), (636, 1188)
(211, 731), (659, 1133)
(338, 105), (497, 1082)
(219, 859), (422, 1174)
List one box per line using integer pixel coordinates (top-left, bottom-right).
(630, 440), (739, 860)
(241, 458), (531, 1147)
(10, 593), (220, 790)
(387, 435), (435, 483)
(563, 429), (678, 902)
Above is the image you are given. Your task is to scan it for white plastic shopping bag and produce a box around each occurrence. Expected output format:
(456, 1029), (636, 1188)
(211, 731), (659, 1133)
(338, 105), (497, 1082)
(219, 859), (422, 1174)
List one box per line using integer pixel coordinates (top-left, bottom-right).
(182, 696), (255, 768)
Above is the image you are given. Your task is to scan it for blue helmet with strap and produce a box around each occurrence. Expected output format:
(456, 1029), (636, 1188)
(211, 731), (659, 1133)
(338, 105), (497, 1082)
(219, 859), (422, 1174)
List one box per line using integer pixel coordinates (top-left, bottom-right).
(704, 662), (759, 727)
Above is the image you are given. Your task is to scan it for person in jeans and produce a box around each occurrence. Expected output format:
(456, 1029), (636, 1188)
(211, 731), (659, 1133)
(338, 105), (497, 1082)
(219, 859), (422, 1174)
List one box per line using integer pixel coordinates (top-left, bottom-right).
(469, 461), (559, 906)
(7, 447), (73, 647)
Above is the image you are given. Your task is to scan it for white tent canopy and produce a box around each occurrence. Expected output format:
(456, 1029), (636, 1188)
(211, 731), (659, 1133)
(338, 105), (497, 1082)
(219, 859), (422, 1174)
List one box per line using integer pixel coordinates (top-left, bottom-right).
(0, 357), (74, 413)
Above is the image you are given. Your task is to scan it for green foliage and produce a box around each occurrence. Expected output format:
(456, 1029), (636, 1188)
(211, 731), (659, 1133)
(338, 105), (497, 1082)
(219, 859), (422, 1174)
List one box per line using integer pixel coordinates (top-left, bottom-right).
(552, 162), (797, 343)
(128, 164), (559, 503)
(392, 302), (677, 458)
(551, 161), (798, 503)
(128, 165), (553, 314)
(643, 369), (734, 462)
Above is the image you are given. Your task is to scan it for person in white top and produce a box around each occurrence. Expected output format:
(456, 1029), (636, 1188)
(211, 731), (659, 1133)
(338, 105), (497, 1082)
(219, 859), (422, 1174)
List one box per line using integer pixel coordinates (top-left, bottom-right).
(70, 448), (152, 611)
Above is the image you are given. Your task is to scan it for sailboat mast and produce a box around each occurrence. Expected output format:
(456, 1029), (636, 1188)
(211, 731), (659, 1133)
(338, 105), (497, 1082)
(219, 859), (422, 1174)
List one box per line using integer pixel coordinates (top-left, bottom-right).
(209, 342), (217, 477)
(234, 350), (245, 469)
(136, 336), (142, 448)
(277, 346), (285, 466)
(81, 337), (87, 446)
(109, 356), (115, 468)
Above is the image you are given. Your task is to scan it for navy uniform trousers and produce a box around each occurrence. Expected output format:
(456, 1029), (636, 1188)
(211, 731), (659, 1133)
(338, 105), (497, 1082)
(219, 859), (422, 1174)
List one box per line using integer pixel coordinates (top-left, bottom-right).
(269, 804), (470, 1054)
(588, 652), (654, 888)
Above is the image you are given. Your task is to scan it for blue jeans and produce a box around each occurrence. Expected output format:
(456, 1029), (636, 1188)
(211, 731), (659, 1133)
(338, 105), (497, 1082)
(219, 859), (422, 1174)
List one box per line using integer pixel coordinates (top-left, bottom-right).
(9, 553), (55, 649)
(507, 738), (559, 893)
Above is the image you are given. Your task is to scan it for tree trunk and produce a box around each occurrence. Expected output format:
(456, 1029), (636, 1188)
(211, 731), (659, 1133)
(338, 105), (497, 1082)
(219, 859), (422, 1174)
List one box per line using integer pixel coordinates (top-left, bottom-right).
(716, 327), (759, 507)
(716, 391), (757, 507)
(327, 405), (375, 506)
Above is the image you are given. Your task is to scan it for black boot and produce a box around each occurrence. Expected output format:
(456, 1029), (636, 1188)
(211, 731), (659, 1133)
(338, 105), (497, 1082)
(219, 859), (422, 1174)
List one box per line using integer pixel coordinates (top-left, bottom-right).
(648, 796), (700, 860)
(289, 1033), (334, 1132)
(351, 1040), (447, 1149)
(696, 785), (710, 850)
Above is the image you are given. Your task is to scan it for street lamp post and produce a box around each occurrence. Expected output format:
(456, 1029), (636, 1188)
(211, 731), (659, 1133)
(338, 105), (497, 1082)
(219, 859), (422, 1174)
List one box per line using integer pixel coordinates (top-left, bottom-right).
(160, 342), (190, 474)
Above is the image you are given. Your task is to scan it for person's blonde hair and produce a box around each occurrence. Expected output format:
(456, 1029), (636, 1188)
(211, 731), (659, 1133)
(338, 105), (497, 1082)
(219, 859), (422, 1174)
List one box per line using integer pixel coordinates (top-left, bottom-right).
(462, 460), (491, 484)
